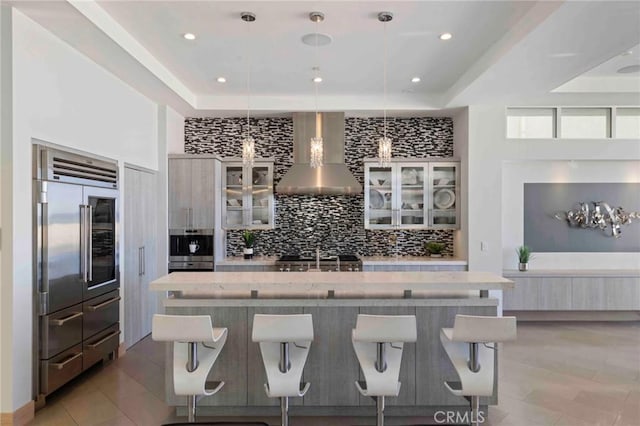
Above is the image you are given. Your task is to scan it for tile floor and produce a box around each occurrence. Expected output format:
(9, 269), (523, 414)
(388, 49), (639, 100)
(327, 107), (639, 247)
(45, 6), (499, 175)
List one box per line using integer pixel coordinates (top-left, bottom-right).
(30, 322), (639, 426)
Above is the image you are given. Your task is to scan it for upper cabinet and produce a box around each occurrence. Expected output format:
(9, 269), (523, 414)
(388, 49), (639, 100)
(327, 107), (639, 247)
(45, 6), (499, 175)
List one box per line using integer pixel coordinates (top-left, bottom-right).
(168, 157), (215, 229)
(222, 160), (275, 229)
(364, 160), (460, 230)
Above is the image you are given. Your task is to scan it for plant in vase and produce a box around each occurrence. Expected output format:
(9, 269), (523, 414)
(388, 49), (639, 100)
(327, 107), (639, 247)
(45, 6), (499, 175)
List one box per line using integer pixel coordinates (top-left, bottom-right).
(242, 231), (256, 259)
(425, 241), (446, 258)
(516, 245), (532, 271)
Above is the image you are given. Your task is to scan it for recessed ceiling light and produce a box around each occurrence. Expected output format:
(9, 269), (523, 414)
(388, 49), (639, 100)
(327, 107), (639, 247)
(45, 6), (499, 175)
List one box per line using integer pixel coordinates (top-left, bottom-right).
(411, 77), (421, 83)
(550, 52), (578, 58)
(313, 76), (323, 83)
(217, 77), (226, 83)
(183, 33), (196, 40)
(617, 64), (640, 74)
(439, 33), (452, 41)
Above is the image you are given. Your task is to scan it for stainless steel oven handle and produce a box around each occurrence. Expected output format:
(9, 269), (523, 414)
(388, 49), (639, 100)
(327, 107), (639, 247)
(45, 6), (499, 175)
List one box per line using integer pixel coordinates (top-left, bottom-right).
(87, 204), (93, 282)
(88, 330), (121, 349)
(51, 352), (82, 370)
(142, 246), (145, 275)
(185, 209), (189, 228)
(87, 296), (121, 312)
(51, 312), (83, 326)
(80, 205), (87, 282)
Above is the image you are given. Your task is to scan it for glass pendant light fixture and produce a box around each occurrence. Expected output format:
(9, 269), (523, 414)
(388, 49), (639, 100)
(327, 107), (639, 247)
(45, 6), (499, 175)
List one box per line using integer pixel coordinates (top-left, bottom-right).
(241, 12), (256, 168)
(309, 11), (324, 169)
(378, 12), (393, 167)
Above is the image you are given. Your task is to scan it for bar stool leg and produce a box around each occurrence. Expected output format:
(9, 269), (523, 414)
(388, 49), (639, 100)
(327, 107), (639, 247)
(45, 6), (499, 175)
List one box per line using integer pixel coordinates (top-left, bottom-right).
(280, 396), (289, 426)
(470, 395), (480, 426)
(187, 342), (199, 423)
(376, 395), (384, 426)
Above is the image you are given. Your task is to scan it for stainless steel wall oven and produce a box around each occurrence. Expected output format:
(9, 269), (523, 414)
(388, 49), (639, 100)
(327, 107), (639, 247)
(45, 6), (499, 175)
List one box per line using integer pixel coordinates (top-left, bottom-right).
(33, 144), (120, 401)
(168, 229), (214, 271)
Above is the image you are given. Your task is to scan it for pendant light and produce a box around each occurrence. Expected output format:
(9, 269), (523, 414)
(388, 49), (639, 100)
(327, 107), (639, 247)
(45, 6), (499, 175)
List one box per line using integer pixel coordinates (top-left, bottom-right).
(377, 12), (393, 167)
(309, 11), (324, 169)
(241, 12), (256, 168)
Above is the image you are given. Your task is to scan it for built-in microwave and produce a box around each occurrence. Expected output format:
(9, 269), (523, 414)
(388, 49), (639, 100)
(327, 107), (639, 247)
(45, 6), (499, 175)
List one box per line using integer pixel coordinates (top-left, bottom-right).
(168, 229), (214, 271)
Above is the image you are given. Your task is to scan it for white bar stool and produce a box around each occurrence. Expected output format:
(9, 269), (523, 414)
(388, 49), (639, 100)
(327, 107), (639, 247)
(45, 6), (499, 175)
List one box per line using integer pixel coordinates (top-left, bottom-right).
(440, 314), (517, 426)
(152, 314), (228, 423)
(251, 314), (314, 426)
(352, 314), (417, 426)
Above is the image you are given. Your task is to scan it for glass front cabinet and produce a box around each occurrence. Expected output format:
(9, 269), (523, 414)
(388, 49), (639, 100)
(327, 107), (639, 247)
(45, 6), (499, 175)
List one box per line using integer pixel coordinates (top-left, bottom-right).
(364, 160), (460, 230)
(222, 160), (275, 229)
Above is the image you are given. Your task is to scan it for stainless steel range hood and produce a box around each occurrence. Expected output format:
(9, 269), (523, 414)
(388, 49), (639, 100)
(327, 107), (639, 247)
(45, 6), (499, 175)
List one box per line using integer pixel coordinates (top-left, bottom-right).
(276, 112), (363, 195)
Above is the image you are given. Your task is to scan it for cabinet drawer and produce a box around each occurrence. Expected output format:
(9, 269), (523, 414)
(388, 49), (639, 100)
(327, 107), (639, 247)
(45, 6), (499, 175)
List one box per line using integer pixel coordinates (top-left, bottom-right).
(41, 303), (83, 359)
(40, 344), (83, 395)
(83, 289), (120, 338)
(83, 324), (120, 370)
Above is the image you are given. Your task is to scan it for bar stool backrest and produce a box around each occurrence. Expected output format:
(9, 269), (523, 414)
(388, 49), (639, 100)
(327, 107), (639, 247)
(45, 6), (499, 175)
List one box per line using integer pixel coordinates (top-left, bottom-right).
(352, 315), (417, 343)
(152, 314), (216, 343)
(251, 314), (314, 342)
(451, 315), (517, 343)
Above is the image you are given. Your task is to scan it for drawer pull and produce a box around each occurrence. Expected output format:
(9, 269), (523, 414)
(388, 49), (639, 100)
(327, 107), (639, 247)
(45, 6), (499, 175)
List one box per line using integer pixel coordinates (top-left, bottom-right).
(51, 312), (83, 326)
(87, 296), (121, 312)
(88, 330), (120, 349)
(51, 352), (82, 370)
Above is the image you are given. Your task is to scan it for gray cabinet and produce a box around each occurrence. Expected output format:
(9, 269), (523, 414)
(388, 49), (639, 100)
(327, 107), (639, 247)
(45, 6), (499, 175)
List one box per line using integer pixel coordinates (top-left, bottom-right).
(503, 273), (640, 311)
(302, 306), (360, 406)
(124, 166), (159, 348)
(364, 160), (460, 230)
(222, 160), (275, 229)
(168, 156), (215, 229)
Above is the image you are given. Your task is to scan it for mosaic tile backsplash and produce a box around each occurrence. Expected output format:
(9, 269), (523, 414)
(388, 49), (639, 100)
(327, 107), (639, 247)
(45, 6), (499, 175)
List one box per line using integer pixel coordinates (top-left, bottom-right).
(185, 116), (455, 257)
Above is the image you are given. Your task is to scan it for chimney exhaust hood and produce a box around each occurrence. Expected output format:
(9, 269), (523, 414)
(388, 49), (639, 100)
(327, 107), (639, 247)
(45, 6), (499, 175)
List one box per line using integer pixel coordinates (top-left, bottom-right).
(276, 112), (363, 195)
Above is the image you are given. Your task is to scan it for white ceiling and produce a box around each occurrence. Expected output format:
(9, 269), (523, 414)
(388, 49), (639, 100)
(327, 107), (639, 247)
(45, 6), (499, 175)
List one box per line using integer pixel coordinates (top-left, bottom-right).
(10, 1), (640, 116)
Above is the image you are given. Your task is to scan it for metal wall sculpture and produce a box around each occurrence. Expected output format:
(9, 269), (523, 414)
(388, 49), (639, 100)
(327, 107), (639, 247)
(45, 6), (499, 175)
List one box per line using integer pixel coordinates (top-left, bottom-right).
(555, 201), (640, 238)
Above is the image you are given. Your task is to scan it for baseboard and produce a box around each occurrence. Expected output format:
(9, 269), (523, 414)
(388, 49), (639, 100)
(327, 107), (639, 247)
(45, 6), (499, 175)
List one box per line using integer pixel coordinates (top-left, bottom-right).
(0, 400), (35, 426)
(118, 341), (126, 357)
(505, 310), (640, 321)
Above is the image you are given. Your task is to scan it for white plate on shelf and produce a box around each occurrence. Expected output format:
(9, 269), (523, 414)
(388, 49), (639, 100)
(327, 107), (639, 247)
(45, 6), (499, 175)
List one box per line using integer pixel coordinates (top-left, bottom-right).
(434, 189), (455, 209)
(369, 189), (385, 209)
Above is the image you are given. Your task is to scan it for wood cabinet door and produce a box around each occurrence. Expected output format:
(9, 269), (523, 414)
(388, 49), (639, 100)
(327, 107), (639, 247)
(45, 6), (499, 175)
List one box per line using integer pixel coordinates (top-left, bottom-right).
(124, 167), (142, 348)
(302, 306), (360, 406)
(190, 158), (215, 229)
(168, 159), (192, 228)
(140, 170), (158, 338)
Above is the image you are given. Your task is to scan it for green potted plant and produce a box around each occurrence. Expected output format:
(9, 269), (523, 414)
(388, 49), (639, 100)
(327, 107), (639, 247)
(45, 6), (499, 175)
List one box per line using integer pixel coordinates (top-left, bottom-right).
(242, 230), (256, 259)
(516, 245), (532, 271)
(425, 241), (446, 258)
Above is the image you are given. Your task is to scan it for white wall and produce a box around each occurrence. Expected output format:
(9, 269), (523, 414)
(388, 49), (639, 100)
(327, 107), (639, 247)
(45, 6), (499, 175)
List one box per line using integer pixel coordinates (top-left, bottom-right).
(452, 108), (469, 260)
(1, 9), (161, 412)
(167, 110), (185, 154)
(502, 160), (640, 269)
(466, 105), (640, 277)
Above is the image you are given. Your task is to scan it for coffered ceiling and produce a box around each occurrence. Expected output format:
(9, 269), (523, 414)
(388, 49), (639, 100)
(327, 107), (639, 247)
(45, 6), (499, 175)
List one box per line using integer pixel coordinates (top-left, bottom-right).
(10, 1), (640, 116)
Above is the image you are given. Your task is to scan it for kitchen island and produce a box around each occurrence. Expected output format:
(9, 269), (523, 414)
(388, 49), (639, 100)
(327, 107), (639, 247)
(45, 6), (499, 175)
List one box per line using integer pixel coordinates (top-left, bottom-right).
(151, 271), (513, 419)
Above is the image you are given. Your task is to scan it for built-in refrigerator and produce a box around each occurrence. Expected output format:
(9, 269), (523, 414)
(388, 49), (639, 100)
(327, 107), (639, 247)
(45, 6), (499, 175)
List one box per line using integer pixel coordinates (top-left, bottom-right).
(33, 144), (121, 402)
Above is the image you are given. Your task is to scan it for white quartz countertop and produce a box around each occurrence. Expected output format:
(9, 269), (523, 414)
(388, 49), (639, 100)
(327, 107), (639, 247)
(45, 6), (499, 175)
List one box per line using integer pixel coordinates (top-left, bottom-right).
(360, 256), (467, 265)
(503, 269), (640, 278)
(217, 256), (467, 266)
(150, 271), (512, 298)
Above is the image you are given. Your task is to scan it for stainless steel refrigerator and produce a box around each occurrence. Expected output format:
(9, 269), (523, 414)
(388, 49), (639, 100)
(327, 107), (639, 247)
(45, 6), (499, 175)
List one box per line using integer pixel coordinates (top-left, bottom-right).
(33, 145), (121, 401)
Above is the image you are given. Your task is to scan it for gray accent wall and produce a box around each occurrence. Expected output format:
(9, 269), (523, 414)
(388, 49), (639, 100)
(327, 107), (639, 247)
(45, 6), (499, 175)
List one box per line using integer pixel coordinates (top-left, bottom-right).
(185, 116), (455, 257)
(524, 183), (640, 252)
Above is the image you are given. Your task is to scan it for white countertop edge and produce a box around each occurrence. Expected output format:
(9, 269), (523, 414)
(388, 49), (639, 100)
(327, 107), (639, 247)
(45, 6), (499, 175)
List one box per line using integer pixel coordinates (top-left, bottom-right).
(503, 269), (640, 278)
(162, 297), (499, 307)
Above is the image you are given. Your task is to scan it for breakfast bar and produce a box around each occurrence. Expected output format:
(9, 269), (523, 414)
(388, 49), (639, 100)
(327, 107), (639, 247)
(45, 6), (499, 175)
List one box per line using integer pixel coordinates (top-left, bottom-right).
(151, 271), (513, 419)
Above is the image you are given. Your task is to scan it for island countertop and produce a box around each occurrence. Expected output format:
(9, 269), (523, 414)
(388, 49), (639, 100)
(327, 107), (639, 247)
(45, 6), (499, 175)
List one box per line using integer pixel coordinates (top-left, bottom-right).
(150, 271), (513, 298)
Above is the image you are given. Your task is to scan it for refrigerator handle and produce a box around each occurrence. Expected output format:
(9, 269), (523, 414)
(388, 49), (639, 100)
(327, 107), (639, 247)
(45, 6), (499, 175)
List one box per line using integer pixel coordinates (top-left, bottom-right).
(87, 205), (93, 282)
(80, 205), (87, 283)
(142, 246), (146, 275)
(138, 247), (143, 276)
